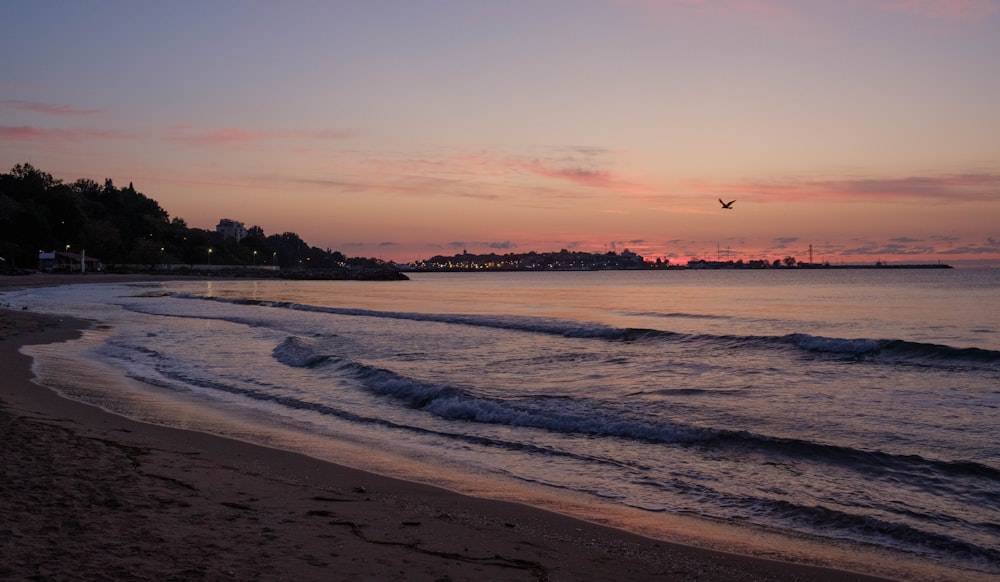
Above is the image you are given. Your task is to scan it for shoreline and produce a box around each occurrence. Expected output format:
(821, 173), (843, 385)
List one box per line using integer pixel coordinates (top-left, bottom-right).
(0, 273), (961, 580)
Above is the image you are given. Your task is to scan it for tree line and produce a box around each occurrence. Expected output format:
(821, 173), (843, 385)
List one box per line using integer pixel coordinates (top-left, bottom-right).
(0, 163), (391, 275)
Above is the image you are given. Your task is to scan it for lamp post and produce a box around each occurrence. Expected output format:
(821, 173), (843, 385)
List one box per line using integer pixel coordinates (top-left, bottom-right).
(272, 251), (277, 268)
(208, 247), (213, 266)
(253, 250), (257, 267)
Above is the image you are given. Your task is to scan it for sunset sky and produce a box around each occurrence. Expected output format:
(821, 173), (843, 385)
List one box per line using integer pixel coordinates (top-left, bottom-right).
(3, 1), (999, 266)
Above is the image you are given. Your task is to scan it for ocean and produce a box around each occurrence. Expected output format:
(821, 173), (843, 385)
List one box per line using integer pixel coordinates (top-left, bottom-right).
(5, 269), (998, 579)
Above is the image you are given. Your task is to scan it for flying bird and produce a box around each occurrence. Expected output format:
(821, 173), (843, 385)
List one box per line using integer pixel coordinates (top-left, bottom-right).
(719, 198), (735, 209)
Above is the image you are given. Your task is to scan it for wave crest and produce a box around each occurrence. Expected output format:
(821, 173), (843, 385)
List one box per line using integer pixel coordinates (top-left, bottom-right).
(179, 293), (1000, 369)
(272, 336), (332, 368)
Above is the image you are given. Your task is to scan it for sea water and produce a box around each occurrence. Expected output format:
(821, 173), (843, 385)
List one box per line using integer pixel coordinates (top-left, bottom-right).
(5, 269), (998, 579)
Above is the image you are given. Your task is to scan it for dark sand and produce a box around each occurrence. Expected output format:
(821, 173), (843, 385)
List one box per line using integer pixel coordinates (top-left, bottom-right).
(0, 274), (918, 580)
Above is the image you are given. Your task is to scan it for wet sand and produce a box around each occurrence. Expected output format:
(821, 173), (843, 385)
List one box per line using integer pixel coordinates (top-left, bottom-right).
(1, 273), (905, 580)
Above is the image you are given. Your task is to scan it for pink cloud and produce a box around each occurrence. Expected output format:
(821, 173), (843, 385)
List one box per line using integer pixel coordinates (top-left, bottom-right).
(694, 173), (1000, 203)
(173, 127), (355, 145)
(519, 160), (617, 187)
(0, 125), (131, 141)
(1, 99), (103, 116)
(345, 148), (653, 199)
(874, 0), (999, 21)
(288, 174), (501, 201)
(1, 117), (356, 154)
(513, 159), (654, 195)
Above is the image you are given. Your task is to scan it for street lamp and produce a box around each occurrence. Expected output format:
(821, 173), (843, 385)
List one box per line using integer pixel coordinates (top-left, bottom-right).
(208, 247), (213, 266)
(272, 251), (277, 268)
(253, 250), (257, 267)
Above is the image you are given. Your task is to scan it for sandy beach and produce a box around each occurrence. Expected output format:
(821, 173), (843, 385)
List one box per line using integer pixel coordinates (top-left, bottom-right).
(0, 274), (899, 581)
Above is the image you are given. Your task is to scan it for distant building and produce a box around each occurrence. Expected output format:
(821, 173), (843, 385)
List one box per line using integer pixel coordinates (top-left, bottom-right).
(216, 218), (248, 242)
(38, 251), (102, 273)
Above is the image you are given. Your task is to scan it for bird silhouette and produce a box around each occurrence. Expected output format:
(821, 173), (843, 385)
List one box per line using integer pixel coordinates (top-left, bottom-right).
(719, 198), (735, 209)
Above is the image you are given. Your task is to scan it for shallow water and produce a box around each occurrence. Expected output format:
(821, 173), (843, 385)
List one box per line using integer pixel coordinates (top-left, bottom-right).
(7, 269), (999, 579)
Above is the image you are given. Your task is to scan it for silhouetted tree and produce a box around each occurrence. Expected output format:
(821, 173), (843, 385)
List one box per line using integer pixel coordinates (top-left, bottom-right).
(0, 163), (391, 278)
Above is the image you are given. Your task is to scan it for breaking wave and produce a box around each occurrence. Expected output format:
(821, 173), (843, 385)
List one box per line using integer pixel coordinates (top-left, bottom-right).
(177, 293), (1000, 369)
